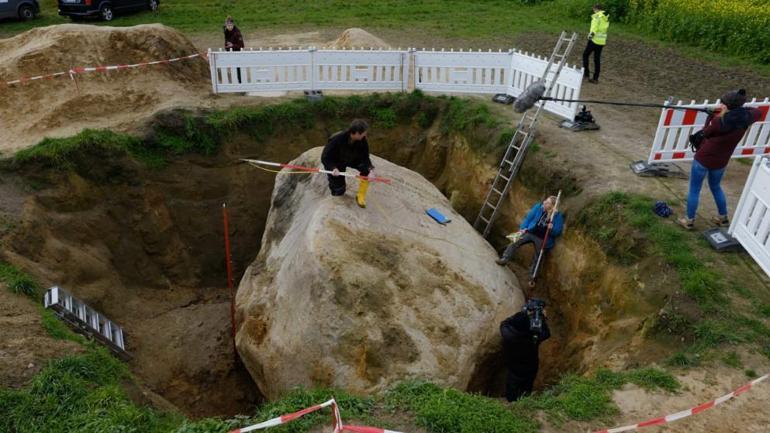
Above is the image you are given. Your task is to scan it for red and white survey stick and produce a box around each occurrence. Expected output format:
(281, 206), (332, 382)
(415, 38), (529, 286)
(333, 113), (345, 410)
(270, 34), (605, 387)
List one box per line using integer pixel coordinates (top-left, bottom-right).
(241, 159), (392, 184)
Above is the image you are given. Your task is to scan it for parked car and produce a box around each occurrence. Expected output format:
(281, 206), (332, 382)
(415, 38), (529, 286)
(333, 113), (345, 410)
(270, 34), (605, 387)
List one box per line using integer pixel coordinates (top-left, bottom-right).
(0, 0), (40, 21)
(57, 0), (158, 22)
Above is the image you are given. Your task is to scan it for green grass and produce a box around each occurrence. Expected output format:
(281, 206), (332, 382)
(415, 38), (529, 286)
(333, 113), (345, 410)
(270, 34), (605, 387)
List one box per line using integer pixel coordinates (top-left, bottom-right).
(387, 381), (539, 433)
(2, 0), (767, 74)
(0, 346), (183, 433)
(576, 191), (770, 360)
(0, 261), (39, 297)
(11, 92), (506, 173)
(516, 368), (678, 425)
(722, 351), (742, 369)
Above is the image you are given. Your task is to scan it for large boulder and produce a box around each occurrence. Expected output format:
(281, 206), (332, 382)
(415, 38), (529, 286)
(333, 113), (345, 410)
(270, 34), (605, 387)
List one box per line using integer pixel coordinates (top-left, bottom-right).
(235, 148), (524, 399)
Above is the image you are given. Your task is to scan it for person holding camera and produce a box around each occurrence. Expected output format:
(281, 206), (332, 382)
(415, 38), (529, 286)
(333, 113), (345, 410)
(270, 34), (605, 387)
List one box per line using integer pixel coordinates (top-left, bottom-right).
(496, 196), (564, 286)
(582, 4), (609, 84)
(678, 89), (763, 230)
(500, 301), (551, 402)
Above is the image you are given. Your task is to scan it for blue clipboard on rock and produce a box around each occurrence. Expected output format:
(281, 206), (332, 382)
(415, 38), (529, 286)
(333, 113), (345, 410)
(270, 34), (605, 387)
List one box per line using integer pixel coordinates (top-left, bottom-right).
(426, 208), (451, 225)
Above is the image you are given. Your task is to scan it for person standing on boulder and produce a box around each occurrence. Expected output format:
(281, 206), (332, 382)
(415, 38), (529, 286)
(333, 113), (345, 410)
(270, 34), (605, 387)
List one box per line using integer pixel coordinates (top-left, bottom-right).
(321, 119), (375, 208)
(224, 16), (244, 83)
(582, 4), (609, 84)
(496, 196), (564, 287)
(678, 89), (763, 230)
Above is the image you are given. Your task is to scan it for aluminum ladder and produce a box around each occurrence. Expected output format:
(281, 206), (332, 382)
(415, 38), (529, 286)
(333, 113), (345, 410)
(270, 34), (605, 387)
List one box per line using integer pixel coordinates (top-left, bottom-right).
(474, 31), (578, 238)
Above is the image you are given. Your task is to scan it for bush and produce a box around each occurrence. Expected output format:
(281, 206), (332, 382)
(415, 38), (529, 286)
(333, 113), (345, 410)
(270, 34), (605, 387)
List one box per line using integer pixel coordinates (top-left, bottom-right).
(0, 261), (39, 297)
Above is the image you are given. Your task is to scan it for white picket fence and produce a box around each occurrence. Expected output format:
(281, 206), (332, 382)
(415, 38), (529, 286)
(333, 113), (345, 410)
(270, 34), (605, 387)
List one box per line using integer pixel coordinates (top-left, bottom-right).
(729, 156), (770, 278)
(647, 98), (770, 163)
(207, 47), (584, 120)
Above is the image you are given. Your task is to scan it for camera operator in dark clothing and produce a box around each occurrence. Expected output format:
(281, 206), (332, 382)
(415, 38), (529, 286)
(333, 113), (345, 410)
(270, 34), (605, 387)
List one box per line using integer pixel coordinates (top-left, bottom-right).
(500, 301), (551, 402)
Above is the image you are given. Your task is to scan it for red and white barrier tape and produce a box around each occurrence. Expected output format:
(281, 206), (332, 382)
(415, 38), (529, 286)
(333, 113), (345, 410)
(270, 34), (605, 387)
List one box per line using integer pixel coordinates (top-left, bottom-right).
(230, 398), (337, 433)
(227, 375), (769, 433)
(2, 52), (205, 87)
(342, 425), (404, 433)
(593, 372), (769, 433)
(242, 158), (393, 184)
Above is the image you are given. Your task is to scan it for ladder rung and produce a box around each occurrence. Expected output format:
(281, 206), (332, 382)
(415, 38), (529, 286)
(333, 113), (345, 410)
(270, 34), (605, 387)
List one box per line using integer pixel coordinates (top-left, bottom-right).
(492, 188), (503, 195)
(479, 216), (490, 224)
(500, 175), (510, 181)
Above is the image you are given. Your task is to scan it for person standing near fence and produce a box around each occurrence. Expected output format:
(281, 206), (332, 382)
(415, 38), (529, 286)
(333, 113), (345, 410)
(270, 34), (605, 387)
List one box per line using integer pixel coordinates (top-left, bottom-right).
(582, 4), (609, 84)
(678, 89), (763, 230)
(224, 16), (244, 83)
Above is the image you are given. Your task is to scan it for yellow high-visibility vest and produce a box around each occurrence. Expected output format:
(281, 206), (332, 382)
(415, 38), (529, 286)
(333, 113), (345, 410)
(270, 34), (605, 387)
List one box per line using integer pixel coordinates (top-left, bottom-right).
(590, 11), (610, 45)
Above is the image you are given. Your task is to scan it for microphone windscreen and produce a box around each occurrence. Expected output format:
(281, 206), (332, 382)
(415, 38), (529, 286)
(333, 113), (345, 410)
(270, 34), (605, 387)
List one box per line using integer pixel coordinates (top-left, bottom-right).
(513, 81), (546, 113)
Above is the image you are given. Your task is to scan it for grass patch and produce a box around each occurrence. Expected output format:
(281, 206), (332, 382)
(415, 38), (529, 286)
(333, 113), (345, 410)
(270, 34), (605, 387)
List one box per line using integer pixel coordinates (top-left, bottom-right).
(577, 191), (770, 363)
(0, 261), (39, 297)
(722, 351), (742, 369)
(12, 92), (507, 176)
(387, 381), (539, 433)
(518, 368), (678, 425)
(0, 346), (182, 433)
(666, 351), (700, 368)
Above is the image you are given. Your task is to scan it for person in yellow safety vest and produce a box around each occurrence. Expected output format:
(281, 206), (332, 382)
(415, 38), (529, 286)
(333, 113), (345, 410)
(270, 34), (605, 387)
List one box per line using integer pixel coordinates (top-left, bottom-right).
(582, 4), (609, 84)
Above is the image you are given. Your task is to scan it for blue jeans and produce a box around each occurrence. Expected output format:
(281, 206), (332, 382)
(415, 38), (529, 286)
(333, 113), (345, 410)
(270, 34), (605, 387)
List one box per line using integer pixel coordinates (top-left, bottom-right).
(686, 159), (727, 219)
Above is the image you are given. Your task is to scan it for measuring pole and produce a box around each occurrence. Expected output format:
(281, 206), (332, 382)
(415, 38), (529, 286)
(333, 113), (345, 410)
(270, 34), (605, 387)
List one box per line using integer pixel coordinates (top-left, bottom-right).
(531, 190), (562, 283)
(222, 203), (237, 362)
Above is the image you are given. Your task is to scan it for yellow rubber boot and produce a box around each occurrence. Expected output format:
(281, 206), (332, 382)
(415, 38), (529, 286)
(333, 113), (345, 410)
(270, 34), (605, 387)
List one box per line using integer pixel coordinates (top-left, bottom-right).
(356, 179), (369, 208)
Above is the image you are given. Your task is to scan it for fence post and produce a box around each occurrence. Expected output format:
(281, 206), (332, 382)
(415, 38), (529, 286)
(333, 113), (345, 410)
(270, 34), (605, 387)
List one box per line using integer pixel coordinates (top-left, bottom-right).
(728, 156), (764, 236)
(208, 49), (219, 94)
(309, 46), (317, 92)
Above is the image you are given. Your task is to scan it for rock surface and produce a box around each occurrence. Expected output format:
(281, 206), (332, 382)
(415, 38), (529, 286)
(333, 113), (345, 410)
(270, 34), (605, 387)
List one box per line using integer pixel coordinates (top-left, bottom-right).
(329, 28), (390, 49)
(235, 147), (524, 399)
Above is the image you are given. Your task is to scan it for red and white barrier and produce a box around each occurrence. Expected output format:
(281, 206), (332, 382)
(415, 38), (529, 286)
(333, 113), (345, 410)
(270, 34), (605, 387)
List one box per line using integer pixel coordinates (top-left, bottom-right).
(647, 98), (770, 163)
(593, 373), (769, 433)
(228, 372), (769, 433)
(229, 398), (338, 433)
(342, 425), (404, 433)
(2, 53), (205, 88)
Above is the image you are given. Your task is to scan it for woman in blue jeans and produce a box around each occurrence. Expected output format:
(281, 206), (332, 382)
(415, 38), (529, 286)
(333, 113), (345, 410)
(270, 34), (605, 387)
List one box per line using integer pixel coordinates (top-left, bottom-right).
(679, 89), (762, 230)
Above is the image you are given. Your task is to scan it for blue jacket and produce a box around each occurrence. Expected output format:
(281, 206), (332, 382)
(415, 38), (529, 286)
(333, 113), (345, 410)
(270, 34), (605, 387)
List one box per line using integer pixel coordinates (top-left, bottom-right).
(519, 203), (564, 249)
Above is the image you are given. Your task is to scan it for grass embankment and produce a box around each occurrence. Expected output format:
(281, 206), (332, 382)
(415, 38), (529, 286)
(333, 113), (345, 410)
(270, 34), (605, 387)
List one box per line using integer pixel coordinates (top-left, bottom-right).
(1, 250), (680, 432)
(2, 1), (768, 74)
(11, 91), (502, 171)
(576, 192), (770, 369)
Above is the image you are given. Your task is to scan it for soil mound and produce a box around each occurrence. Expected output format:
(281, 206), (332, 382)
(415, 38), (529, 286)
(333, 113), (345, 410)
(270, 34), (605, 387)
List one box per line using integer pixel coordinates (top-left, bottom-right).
(235, 147), (524, 399)
(0, 24), (211, 154)
(329, 28), (390, 49)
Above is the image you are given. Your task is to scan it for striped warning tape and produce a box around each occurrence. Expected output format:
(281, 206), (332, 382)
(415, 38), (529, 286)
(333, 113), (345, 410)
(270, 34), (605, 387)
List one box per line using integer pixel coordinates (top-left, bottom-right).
(2, 52), (206, 87)
(343, 425), (404, 433)
(593, 372), (769, 433)
(229, 398), (338, 433)
(229, 373), (769, 433)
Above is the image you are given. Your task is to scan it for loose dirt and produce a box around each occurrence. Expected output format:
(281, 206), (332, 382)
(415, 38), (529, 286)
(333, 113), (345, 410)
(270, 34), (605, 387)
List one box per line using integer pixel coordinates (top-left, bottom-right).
(0, 24), (217, 155)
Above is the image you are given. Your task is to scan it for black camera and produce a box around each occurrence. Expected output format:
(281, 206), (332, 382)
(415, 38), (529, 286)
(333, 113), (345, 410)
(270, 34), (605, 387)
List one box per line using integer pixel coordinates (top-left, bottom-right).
(522, 298), (546, 340)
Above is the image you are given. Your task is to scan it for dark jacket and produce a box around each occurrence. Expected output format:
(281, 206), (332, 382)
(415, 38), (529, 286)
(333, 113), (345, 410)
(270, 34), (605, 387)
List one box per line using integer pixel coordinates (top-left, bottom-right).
(321, 131), (374, 171)
(695, 107), (762, 169)
(500, 312), (550, 373)
(520, 203), (564, 249)
(224, 26), (244, 51)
